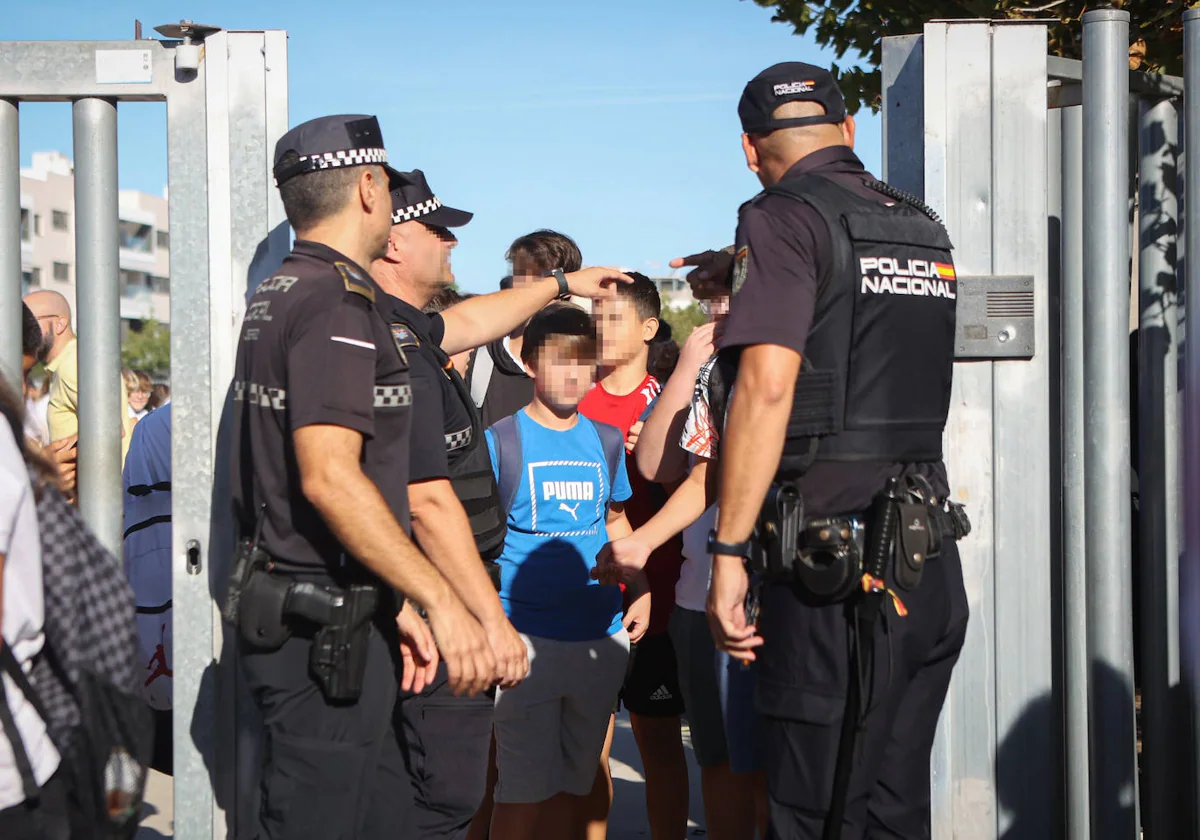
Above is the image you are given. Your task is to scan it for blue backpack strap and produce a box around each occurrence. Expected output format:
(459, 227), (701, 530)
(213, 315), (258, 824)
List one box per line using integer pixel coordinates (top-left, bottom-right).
(491, 414), (524, 515)
(592, 421), (626, 505)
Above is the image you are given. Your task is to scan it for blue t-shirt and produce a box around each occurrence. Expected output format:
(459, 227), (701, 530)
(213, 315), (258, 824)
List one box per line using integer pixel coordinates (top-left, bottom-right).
(486, 410), (632, 641)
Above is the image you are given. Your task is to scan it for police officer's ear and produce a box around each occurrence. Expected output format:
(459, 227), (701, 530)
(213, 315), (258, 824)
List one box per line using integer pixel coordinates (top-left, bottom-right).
(841, 113), (857, 150)
(741, 133), (762, 175)
(357, 165), (390, 216)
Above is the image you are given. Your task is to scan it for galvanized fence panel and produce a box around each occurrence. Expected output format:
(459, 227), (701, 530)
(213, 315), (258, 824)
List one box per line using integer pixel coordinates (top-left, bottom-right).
(0, 31), (287, 839)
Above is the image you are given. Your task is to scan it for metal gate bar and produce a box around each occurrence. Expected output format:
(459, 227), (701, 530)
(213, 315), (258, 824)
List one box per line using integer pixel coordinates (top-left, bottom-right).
(1080, 11), (1139, 836)
(0, 99), (19, 384)
(1182, 7), (1200, 834)
(1059, 100), (1090, 840)
(1137, 94), (1183, 838)
(73, 97), (123, 557)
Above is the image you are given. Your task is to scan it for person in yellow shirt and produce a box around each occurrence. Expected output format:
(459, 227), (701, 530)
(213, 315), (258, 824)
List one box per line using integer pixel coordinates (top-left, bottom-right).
(24, 290), (130, 464)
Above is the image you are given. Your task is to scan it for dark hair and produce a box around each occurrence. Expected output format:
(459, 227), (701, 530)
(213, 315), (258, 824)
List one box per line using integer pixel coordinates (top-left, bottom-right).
(22, 303), (41, 360)
(277, 152), (378, 232)
(506, 230), (582, 276)
(424, 288), (473, 315)
(520, 303), (597, 367)
(499, 275), (514, 291)
(648, 337), (680, 383)
(147, 383), (170, 412)
(614, 271), (661, 322)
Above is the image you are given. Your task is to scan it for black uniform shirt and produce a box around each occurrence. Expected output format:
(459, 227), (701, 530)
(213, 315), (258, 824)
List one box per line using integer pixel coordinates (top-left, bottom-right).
(721, 146), (949, 517)
(377, 293), (475, 482)
(231, 240), (414, 578)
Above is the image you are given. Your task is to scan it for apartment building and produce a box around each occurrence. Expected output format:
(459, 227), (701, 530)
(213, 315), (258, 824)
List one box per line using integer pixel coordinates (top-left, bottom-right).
(19, 151), (170, 329)
(651, 275), (695, 311)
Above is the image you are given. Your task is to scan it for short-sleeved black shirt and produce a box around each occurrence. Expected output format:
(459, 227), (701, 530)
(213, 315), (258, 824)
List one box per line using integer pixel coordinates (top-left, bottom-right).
(231, 240), (414, 578)
(720, 146), (949, 516)
(377, 293), (476, 482)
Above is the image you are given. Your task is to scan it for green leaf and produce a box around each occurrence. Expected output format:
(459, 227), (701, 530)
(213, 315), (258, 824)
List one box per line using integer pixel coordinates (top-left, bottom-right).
(749, 0), (1184, 112)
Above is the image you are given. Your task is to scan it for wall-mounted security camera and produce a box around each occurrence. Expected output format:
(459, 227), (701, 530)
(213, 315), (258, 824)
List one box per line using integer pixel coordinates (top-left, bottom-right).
(154, 20), (221, 73)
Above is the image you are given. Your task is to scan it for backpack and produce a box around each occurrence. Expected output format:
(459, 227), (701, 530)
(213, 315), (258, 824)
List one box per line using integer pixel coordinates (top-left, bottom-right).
(489, 414), (625, 517)
(5, 482), (153, 839)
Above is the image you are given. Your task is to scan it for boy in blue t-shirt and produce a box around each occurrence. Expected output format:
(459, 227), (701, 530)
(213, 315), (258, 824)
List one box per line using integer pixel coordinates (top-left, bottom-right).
(485, 303), (650, 839)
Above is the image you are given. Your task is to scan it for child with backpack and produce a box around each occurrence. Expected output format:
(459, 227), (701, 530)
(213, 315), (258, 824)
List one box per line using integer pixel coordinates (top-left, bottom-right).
(485, 303), (651, 840)
(579, 273), (689, 840)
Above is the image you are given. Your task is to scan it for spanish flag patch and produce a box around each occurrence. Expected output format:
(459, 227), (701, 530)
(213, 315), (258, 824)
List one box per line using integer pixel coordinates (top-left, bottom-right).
(934, 262), (956, 281)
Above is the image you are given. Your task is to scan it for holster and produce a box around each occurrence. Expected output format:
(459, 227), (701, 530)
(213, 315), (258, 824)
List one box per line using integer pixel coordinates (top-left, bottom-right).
(233, 564), (380, 703)
(288, 582), (379, 703)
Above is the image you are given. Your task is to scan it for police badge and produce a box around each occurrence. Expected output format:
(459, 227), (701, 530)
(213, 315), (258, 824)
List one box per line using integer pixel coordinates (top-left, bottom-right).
(390, 322), (419, 367)
(731, 246), (749, 295)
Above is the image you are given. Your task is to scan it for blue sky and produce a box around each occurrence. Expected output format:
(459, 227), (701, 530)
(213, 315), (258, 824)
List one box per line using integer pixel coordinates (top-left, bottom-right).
(2, 0), (880, 294)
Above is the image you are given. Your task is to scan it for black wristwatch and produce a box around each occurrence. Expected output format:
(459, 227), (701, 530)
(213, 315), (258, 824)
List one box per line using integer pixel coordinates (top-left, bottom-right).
(551, 268), (570, 299)
(707, 529), (754, 559)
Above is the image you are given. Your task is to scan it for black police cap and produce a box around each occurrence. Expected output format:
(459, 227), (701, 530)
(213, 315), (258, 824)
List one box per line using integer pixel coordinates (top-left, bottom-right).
(272, 114), (403, 187)
(389, 168), (473, 228)
(738, 62), (847, 135)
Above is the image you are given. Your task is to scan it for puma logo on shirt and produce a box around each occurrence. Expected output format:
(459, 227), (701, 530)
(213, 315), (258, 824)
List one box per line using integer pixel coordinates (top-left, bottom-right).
(543, 481), (595, 501)
(559, 501), (581, 521)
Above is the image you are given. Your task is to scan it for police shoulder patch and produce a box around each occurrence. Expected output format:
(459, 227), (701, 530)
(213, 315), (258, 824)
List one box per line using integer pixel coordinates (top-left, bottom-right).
(390, 322), (419, 349)
(335, 262), (376, 304)
(731, 245), (749, 296)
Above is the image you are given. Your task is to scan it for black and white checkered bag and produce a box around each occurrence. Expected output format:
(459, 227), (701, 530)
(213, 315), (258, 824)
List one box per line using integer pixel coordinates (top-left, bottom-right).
(23, 482), (152, 838)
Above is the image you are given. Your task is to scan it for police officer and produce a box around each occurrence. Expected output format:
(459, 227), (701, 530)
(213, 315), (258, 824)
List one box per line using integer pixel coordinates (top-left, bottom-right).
(228, 115), (496, 840)
(368, 169), (632, 838)
(613, 65), (972, 838)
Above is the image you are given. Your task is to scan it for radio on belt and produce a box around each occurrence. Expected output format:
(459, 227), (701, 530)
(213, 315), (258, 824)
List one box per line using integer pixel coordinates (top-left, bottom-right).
(953, 274), (1037, 360)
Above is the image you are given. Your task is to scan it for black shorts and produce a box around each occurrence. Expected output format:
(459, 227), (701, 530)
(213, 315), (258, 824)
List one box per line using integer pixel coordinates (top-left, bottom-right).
(620, 632), (685, 717)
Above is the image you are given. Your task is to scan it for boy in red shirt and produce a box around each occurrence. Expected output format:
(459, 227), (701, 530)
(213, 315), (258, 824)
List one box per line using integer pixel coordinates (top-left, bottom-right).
(580, 273), (688, 840)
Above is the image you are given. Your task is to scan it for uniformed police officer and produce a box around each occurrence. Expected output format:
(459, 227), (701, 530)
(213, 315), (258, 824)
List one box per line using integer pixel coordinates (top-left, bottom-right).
(228, 115), (496, 840)
(368, 168), (632, 839)
(605, 65), (971, 839)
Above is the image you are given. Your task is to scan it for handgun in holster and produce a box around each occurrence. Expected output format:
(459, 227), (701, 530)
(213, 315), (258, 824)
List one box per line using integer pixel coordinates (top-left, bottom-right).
(287, 582), (379, 703)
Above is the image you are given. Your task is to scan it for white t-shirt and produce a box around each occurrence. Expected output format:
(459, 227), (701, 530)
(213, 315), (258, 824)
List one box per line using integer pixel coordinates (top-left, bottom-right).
(0, 425), (60, 810)
(674, 356), (722, 612)
(23, 395), (49, 447)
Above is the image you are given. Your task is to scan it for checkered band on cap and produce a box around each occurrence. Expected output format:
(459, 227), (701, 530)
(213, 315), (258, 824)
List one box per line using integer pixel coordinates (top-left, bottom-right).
(392, 196), (442, 224)
(274, 147), (388, 185)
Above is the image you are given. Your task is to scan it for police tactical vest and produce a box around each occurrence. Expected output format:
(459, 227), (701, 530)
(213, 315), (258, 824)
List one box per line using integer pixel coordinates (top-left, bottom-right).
(715, 172), (957, 478)
(399, 321), (509, 561)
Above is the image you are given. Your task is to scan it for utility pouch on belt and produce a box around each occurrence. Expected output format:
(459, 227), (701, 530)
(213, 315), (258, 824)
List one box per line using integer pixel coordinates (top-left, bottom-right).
(794, 516), (863, 603)
(223, 506), (269, 626)
(755, 483), (803, 579)
(894, 502), (930, 592)
(238, 570), (294, 650)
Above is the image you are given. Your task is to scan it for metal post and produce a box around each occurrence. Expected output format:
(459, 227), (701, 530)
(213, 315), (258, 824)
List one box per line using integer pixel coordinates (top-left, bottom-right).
(1081, 9), (1138, 837)
(73, 97), (122, 557)
(0, 99), (19, 385)
(1138, 94), (1182, 840)
(1182, 7), (1200, 832)
(1061, 102), (1091, 840)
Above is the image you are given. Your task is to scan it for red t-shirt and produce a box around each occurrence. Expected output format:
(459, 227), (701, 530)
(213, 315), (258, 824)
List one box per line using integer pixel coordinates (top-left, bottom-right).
(580, 373), (683, 636)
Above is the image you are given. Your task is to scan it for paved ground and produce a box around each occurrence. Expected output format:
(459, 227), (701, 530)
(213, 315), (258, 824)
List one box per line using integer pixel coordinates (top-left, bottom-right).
(137, 711), (709, 839)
